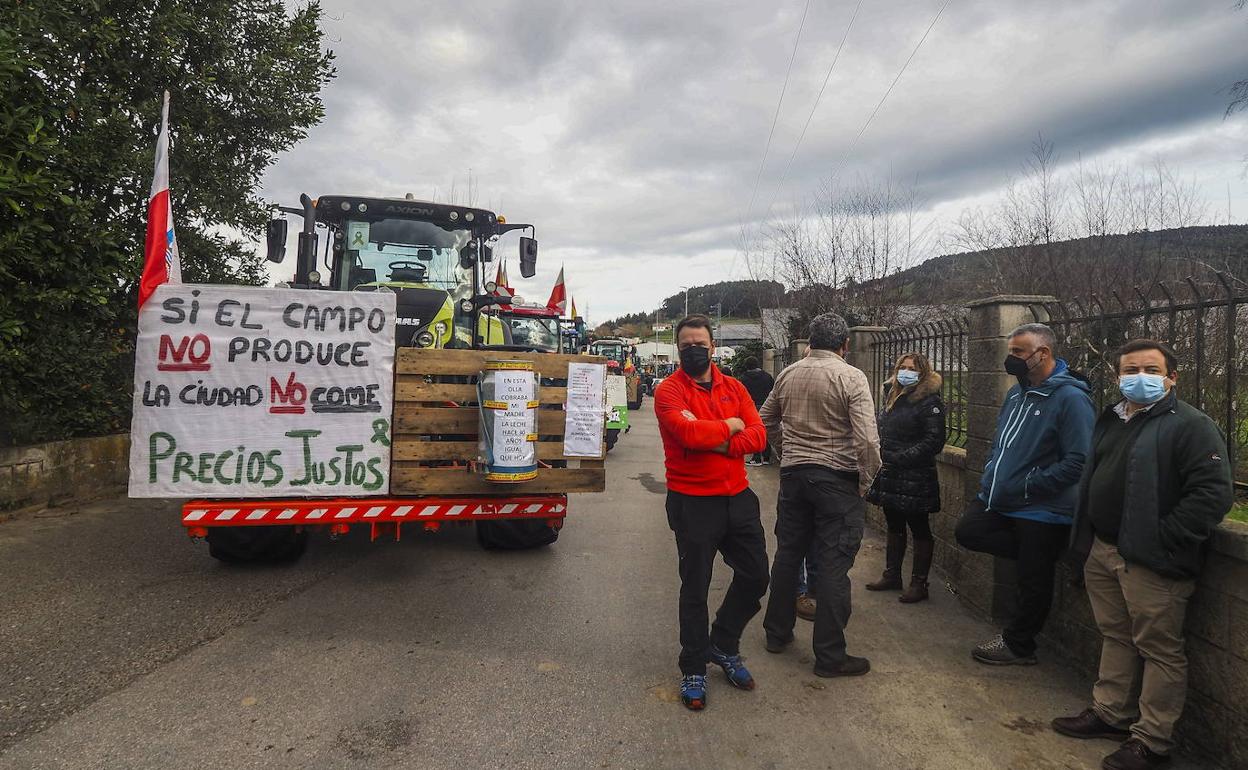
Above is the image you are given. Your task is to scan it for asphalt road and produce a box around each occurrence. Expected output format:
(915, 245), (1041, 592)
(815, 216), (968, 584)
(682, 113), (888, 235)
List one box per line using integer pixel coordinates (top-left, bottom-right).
(0, 407), (1204, 769)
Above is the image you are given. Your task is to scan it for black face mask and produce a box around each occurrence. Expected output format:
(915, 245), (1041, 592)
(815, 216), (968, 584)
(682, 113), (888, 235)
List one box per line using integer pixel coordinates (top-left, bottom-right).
(679, 346), (711, 377)
(1004, 352), (1037, 388)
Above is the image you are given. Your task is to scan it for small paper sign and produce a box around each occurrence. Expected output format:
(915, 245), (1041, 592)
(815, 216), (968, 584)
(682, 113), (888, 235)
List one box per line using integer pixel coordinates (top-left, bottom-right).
(563, 362), (606, 458)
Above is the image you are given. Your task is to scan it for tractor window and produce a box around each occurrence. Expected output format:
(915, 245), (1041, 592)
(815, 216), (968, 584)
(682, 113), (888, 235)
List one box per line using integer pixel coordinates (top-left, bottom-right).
(341, 218), (471, 291)
(590, 342), (626, 362)
(506, 316), (560, 352)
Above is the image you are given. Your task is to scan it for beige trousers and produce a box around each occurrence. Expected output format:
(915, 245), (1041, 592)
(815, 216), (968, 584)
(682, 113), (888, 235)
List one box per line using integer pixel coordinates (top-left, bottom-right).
(1084, 536), (1196, 755)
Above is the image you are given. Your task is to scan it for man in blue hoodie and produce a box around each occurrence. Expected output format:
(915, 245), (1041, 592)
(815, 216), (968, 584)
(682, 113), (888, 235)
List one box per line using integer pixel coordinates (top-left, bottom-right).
(956, 323), (1095, 665)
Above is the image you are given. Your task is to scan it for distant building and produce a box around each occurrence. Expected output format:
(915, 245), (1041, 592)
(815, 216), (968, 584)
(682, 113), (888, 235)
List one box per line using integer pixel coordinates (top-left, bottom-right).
(635, 341), (677, 363)
(762, 308), (799, 351)
(716, 322), (762, 347)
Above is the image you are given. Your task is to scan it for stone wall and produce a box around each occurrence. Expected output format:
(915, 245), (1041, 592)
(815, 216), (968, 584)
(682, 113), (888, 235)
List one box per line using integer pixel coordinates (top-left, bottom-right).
(0, 434), (130, 513)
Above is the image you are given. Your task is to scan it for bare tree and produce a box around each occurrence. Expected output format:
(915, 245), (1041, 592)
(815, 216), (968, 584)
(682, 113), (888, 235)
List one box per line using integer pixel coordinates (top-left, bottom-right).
(1025, 134), (1066, 245)
(1073, 155), (1123, 238)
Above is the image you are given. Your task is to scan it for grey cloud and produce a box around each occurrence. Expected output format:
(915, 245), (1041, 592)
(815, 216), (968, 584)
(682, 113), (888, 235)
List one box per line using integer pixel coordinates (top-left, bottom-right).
(259, 0), (1248, 319)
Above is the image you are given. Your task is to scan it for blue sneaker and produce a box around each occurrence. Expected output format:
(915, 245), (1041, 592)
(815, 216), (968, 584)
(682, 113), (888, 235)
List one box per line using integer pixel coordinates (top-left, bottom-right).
(708, 644), (756, 690)
(680, 674), (707, 710)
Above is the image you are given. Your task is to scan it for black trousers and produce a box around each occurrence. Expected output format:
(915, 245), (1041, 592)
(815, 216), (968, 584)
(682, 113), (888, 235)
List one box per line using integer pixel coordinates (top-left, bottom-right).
(954, 498), (1070, 656)
(882, 505), (933, 541)
(666, 488), (770, 675)
(763, 465), (865, 669)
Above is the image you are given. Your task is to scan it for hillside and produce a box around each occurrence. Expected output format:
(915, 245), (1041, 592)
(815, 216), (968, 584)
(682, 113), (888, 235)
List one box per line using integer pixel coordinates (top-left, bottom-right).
(860, 225), (1248, 304)
(596, 225), (1248, 337)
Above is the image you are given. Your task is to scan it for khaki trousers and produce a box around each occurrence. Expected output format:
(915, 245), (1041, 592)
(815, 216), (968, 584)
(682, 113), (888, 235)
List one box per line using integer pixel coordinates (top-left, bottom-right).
(1085, 536), (1195, 755)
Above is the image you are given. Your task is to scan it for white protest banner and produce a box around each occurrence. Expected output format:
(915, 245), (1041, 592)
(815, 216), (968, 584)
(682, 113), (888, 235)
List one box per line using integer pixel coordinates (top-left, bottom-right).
(128, 284), (396, 498)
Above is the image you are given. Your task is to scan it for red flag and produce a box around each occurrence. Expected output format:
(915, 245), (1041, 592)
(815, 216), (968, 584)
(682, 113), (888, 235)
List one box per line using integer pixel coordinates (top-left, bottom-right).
(138, 91), (181, 308)
(546, 265), (567, 314)
(491, 262), (509, 297)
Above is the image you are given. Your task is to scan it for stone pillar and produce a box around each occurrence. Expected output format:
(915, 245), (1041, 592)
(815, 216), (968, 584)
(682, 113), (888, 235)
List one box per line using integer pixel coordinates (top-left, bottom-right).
(789, 338), (808, 365)
(762, 348), (778, 377)
(847, 326), (886, 392)
(959, 295), (1054, 619)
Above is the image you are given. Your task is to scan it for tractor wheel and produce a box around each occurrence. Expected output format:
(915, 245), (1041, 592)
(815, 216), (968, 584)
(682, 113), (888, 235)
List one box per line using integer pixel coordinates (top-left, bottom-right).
(206, 526), (308, 564)
(475, 519), (559, 550)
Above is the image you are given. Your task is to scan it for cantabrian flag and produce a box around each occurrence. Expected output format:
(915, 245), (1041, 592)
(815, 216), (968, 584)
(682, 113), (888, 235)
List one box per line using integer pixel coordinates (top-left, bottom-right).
(138, 91), (182, 308)
(546, 265), (567, 314)
(492, 261), (513, 298)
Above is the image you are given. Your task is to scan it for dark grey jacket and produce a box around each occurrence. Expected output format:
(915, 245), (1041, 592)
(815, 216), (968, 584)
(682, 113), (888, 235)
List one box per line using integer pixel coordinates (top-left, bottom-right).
(1071, 390), (1235, 579)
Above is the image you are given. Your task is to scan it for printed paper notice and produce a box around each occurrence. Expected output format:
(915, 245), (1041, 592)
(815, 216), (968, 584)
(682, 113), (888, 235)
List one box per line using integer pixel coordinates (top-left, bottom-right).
(605, 375), (628, 409)
(563, 362), (606, 458)
(490, 371), (537, 465)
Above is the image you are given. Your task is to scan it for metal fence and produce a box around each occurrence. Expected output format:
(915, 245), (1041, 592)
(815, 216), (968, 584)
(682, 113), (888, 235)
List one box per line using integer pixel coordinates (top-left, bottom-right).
(868, 317), (969, 448)
(1032, 273), (1247, 488)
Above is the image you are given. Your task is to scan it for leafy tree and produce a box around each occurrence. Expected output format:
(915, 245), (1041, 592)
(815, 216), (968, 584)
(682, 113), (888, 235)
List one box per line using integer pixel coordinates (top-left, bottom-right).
(726, 340), (768, 377)
(0, 1), (335, 445)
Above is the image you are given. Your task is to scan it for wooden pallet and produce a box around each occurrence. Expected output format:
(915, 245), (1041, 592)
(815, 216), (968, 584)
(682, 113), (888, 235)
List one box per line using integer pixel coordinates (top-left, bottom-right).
(391, 348), (608, 495)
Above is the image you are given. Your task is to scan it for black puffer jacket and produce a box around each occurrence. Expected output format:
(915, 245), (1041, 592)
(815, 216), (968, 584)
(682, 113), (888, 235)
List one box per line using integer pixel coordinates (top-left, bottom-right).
(865, 372), (947, 514)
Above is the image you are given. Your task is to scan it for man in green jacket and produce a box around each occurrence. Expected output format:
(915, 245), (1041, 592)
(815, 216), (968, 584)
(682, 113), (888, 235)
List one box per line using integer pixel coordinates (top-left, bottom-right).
(1051, 339), (1234, 770)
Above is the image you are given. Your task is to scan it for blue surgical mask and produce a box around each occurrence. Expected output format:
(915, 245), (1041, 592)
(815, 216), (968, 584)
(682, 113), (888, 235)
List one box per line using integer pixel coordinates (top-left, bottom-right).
(1119, 373), (1168, 405)
(896, 370), (920, 387)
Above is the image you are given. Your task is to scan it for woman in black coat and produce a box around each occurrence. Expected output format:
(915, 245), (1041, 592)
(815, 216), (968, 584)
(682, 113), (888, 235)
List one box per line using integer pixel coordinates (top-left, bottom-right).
(865, 352), (947, 603)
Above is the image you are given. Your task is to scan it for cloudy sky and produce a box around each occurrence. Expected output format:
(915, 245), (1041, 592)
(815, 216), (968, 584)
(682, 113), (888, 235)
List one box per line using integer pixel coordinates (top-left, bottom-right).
(259, 0), (1248, 321)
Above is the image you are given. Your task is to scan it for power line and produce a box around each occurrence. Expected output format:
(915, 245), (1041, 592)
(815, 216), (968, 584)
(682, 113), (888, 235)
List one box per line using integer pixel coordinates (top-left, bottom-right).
(763, 0), (864, 221)
(823, 0), (951, 189)
(742, 0), (813, 227)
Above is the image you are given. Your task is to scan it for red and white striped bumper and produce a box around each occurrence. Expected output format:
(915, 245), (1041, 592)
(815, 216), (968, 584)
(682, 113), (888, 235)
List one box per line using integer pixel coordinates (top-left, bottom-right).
(181, 495), (567, 537)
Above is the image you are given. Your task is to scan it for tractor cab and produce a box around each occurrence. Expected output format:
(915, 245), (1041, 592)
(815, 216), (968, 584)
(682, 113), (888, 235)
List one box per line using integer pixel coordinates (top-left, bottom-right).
(264, 194), (538, 349)
(488, 303), (565, 353)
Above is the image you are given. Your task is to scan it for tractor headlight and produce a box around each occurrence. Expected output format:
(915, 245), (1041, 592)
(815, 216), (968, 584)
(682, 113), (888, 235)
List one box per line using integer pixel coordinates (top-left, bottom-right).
(459, 299), (475, 314)
(307, 270), (322, 285)
(415, 330), (436, 347)
(434, 321), (448, 336)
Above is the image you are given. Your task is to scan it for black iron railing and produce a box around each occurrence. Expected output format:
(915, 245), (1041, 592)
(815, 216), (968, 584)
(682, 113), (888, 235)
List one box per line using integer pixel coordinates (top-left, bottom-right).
(868, 317), (969, 448)
(1032, 273), (1246, 488)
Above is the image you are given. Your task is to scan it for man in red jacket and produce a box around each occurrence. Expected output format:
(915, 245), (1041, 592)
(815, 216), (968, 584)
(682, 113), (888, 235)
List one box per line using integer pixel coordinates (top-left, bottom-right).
(654, 314), (770, 711)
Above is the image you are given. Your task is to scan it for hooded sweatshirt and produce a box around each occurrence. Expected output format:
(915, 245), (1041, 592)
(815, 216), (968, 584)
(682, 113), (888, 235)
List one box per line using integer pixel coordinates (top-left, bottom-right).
(978, 360), (1095, 522)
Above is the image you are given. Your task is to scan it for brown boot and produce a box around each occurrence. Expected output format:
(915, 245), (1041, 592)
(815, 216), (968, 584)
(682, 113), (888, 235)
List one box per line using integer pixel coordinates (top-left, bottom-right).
(866, 533), (906, 591)
(899, 539), (933, 603)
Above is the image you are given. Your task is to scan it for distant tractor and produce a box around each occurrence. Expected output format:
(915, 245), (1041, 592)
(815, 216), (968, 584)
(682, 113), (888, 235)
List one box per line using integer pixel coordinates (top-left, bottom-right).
(588, 337), (643, 410)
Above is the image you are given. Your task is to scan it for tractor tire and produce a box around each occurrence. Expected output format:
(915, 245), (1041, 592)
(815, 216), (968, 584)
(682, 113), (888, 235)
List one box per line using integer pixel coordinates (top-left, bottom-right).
(475, 519), (559, 550)
(206, 526), (308, 564)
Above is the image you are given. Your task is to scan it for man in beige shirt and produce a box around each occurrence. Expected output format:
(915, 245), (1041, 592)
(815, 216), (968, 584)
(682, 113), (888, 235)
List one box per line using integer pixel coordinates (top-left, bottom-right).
(759, 311), (882, 677)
